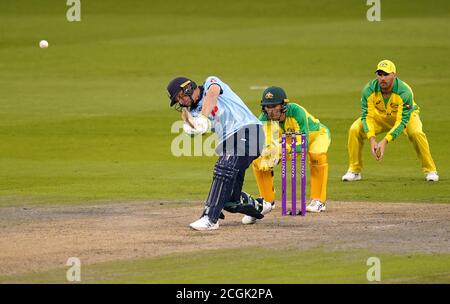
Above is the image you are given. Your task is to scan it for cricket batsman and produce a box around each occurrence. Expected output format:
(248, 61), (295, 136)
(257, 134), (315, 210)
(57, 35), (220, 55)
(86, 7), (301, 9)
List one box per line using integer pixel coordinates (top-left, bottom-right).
(342, 60), (439, 182)
(167, 76), (273, 231)
(243, 86), (331, 224)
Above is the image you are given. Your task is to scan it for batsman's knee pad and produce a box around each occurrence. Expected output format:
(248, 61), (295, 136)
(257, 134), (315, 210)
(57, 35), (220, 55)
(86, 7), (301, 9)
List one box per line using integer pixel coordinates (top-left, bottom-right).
(204, 156), (239, 223)
(224, 192), (264, 219)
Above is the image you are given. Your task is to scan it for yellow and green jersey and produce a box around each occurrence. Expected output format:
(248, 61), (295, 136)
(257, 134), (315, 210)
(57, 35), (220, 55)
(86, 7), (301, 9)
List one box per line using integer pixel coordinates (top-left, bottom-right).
(259, 103), (327, 152)
(361, 77), (419, 142)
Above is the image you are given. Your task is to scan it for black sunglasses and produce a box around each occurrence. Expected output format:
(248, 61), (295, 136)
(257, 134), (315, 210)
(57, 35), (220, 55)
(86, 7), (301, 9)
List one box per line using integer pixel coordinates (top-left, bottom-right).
(376, 71), (390, 76)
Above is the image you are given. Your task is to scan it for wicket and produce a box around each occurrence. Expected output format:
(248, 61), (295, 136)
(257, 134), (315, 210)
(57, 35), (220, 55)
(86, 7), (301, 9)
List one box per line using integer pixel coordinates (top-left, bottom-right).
(281, 132), (306, 216)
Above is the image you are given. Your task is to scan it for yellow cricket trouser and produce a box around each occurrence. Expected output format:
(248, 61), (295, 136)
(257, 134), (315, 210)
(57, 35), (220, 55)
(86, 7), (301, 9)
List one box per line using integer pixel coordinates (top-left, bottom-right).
(347, 111), (437, 174)
(252, 127), (331, 204)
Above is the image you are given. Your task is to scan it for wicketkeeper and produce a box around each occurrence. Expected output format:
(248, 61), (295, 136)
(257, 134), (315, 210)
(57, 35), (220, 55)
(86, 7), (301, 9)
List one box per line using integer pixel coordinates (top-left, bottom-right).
(167, 76), (273, 231)
(342, 60), (439, 182)
(245, 86), (331, 224)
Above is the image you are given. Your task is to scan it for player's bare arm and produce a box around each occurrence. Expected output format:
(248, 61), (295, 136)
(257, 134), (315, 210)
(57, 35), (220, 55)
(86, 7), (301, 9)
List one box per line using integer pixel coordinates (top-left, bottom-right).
(369, 136), (379, 160)
(201, 84), (220, 117)
(183, 83), (220, 135)
(376, 138), (388, 161)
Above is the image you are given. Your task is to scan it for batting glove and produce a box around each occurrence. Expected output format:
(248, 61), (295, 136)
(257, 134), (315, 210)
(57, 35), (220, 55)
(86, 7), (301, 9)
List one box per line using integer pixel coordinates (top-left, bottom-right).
(182, 114), (211, 136)
(192, 114), (211, 135)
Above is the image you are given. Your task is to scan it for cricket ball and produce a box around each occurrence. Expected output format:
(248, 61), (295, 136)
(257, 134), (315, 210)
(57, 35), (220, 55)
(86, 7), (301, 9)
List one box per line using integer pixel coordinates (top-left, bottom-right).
(39, 40), (49, 49)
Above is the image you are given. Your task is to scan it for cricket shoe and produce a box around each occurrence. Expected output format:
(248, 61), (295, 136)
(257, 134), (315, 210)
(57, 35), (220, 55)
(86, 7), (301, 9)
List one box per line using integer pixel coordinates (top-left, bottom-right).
(425, 172), (439, 182)
(342, 171), (362, 181)
(189, 215), (219, 231)
(306, 199), (326, 213)
(242, 200), (274, 225)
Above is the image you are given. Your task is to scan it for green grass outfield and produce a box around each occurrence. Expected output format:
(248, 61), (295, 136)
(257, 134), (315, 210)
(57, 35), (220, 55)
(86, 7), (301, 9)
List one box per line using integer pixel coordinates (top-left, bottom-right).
(0, 0), (449, 284)
(1, 0), (449, 206)
(1, 248), (449, 284)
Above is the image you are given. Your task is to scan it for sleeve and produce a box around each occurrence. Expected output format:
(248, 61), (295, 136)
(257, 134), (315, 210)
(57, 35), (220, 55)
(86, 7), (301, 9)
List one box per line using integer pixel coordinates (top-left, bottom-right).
(258, 112), (268, 122)
(384, 89), (414, 142)
(361, 82), (376, 139)
(204, 76), (224, 94)
(290, 105), (309, 152)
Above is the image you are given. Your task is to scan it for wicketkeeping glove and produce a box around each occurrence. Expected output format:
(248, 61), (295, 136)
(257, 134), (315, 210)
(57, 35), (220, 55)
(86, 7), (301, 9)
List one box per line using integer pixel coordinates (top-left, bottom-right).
(277, 140), (292, 159)
(258, 143), (281, 171)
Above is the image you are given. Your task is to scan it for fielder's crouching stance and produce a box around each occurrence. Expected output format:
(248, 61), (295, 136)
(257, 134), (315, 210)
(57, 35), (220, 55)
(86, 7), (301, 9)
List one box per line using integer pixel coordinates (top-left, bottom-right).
(167, 76), (273, 231)
(342, 60), (439, 182)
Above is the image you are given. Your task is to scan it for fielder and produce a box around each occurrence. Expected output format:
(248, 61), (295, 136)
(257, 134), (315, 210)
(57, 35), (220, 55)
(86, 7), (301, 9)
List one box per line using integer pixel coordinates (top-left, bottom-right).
(342, 60), (439, 182)
(245, 86), (331, 224)
(167, 76), (273, 231)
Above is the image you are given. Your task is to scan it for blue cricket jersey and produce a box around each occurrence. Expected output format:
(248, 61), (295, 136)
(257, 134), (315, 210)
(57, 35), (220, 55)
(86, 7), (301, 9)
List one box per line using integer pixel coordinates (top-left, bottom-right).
(190, 76), (261, 145)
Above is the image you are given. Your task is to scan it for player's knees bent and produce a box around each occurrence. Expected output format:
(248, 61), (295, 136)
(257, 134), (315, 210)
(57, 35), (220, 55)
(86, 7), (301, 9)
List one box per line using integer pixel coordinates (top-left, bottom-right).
(349, 119), (363, 136)
(309, 153), (327, 166)
(407, 130), (425, 141)
(252, 158), (261, 170)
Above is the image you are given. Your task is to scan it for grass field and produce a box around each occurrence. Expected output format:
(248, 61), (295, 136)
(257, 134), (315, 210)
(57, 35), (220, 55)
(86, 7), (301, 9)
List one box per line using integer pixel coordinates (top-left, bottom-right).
(2, 248), (449, 284)
(0, 0), (449, 284)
